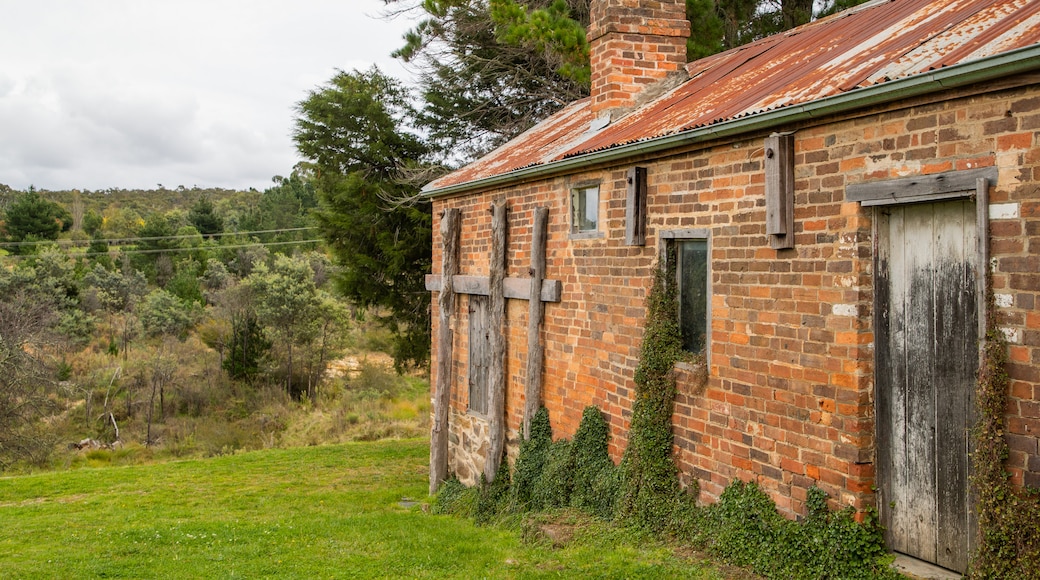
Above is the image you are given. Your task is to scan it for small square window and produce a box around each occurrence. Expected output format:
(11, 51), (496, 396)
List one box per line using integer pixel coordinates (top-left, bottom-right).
(571, 185), (599, 233)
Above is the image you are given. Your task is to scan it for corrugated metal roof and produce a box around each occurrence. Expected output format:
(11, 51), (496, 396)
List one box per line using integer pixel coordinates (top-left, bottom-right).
(425, 0), (1040, 193)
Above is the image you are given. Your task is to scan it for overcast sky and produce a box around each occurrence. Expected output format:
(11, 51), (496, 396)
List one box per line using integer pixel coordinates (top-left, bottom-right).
(0, 1), (416, 192)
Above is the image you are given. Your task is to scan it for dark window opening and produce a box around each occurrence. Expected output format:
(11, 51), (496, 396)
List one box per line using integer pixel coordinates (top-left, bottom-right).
(677, 239), (708, 354)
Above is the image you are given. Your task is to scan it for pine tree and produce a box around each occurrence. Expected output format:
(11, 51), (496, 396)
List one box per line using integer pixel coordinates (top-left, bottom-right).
(293, 68), (434, 368)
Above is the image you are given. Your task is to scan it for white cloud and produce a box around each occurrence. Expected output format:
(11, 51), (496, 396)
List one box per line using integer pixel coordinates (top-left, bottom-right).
(0, 0), (415, 192)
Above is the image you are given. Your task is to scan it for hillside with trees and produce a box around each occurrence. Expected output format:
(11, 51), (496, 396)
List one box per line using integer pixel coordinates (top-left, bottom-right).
(0, 178), (427, 471)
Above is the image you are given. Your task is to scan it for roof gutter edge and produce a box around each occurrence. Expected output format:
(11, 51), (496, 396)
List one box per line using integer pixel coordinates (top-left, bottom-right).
(423, 44), (1040, 199)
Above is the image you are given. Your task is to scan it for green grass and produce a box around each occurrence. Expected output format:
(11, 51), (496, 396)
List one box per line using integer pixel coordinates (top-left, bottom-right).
(0, 439), (723, 579)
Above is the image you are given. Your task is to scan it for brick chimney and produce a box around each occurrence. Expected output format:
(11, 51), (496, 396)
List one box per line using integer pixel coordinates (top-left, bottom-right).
(588, 0), (690, 116)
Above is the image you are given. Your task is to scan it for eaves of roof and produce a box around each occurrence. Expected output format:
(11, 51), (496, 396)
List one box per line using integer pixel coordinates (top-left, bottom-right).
(423, 41), (1040, 199)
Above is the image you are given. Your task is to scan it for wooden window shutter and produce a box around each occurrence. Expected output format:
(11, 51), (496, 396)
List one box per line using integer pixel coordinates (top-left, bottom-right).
(626, 166), (648, 246)
(765, 133), (794, 250)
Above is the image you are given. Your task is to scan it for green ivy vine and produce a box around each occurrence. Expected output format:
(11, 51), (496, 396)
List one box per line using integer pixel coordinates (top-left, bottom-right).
(969, 276), (1040, 578)
(615, 262), (696, 531)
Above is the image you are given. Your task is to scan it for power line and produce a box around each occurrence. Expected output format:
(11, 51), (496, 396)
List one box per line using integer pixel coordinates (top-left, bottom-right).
(0, 226), (319, 248)
(0, 239), (324, 259)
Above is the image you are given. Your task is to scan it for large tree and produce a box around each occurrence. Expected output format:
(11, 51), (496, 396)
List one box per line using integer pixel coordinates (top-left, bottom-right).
(245, 254), (322, 397)
(293, 67), (434, 368)
(2, 189), (72, 253)
(235, 171), (318, 240)
(391, 0), (591, 159)
(187, 196), (224, 238)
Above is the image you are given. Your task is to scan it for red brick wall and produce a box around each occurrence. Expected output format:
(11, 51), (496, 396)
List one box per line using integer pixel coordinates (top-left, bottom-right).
(430, 77), (1040, 516)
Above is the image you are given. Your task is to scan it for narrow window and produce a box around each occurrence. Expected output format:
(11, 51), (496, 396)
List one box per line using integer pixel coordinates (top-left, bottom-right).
(662, 229), (711, 357)
(571, 185), (599, 233)
(677, 239), (708, 354)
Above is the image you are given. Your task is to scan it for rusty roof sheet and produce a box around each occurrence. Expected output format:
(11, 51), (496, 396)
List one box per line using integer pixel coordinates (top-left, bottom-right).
(425, 0), (1040, 193)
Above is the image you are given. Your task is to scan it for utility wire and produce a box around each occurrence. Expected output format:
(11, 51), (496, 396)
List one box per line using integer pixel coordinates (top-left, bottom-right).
(0, 226), (319, 248)
(0, 239), (324, 259)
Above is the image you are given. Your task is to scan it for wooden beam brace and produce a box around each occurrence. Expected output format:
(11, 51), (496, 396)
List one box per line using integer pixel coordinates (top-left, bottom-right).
(425, 274), (562, 303)
(484, 201), (508, 483)
(971, 175), (989, 557)
(976, 176), (990, 348)
(523, 207), (549, 439)
(430, 208), (460, 494)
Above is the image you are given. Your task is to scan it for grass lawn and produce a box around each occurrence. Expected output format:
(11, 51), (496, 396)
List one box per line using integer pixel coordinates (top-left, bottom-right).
(0, 439), (726, 579)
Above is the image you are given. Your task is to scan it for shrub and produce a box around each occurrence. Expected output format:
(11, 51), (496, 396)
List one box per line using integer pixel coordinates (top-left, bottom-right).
(139, 289), (196, 338)
(432, 477), (477, 517)
(570, 406), (619, 519)
(696, 481), (896, 579)
(508, 407), (552, 511)
(532, 439), (573, 511)
(475, 466), (511, 525)
(970, 286), (1040, 577)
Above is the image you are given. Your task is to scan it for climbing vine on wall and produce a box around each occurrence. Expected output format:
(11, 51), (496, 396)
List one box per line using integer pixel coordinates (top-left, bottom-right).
(969, 280), (1040, 578)
(615, 262), (696, 531)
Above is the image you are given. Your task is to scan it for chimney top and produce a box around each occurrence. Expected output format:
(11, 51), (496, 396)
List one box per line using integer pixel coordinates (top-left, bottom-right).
(588, 0), (690, 116)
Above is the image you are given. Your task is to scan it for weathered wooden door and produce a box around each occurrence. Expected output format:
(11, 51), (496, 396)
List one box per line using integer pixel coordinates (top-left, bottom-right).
(875, 199), (977, 573)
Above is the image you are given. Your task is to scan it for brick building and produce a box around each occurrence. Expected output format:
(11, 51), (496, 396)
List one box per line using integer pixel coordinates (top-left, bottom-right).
(423, 0), (1040, 572)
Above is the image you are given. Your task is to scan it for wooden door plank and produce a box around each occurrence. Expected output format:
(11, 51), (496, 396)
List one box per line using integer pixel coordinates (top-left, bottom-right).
(933, 200), (976, 572)
(874, 208), (897, 551)
(960, 179), (985, 561)
(904, 203), (938, 564)
(886, 206), (913, 555)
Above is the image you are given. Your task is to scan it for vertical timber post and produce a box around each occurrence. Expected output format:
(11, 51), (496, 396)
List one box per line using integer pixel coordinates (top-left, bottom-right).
(976, 177), (990, 350)
(969, 176), (989, 556)
(485, 201), (508, 482)
(430, 208), (460, 494)
(523, 207), (549, 438)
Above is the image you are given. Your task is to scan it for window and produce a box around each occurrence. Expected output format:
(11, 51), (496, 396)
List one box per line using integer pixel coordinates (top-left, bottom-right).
(661, 229), (710, 356)
(677, 240), (708, 354)
(570, 185), (599, 233)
